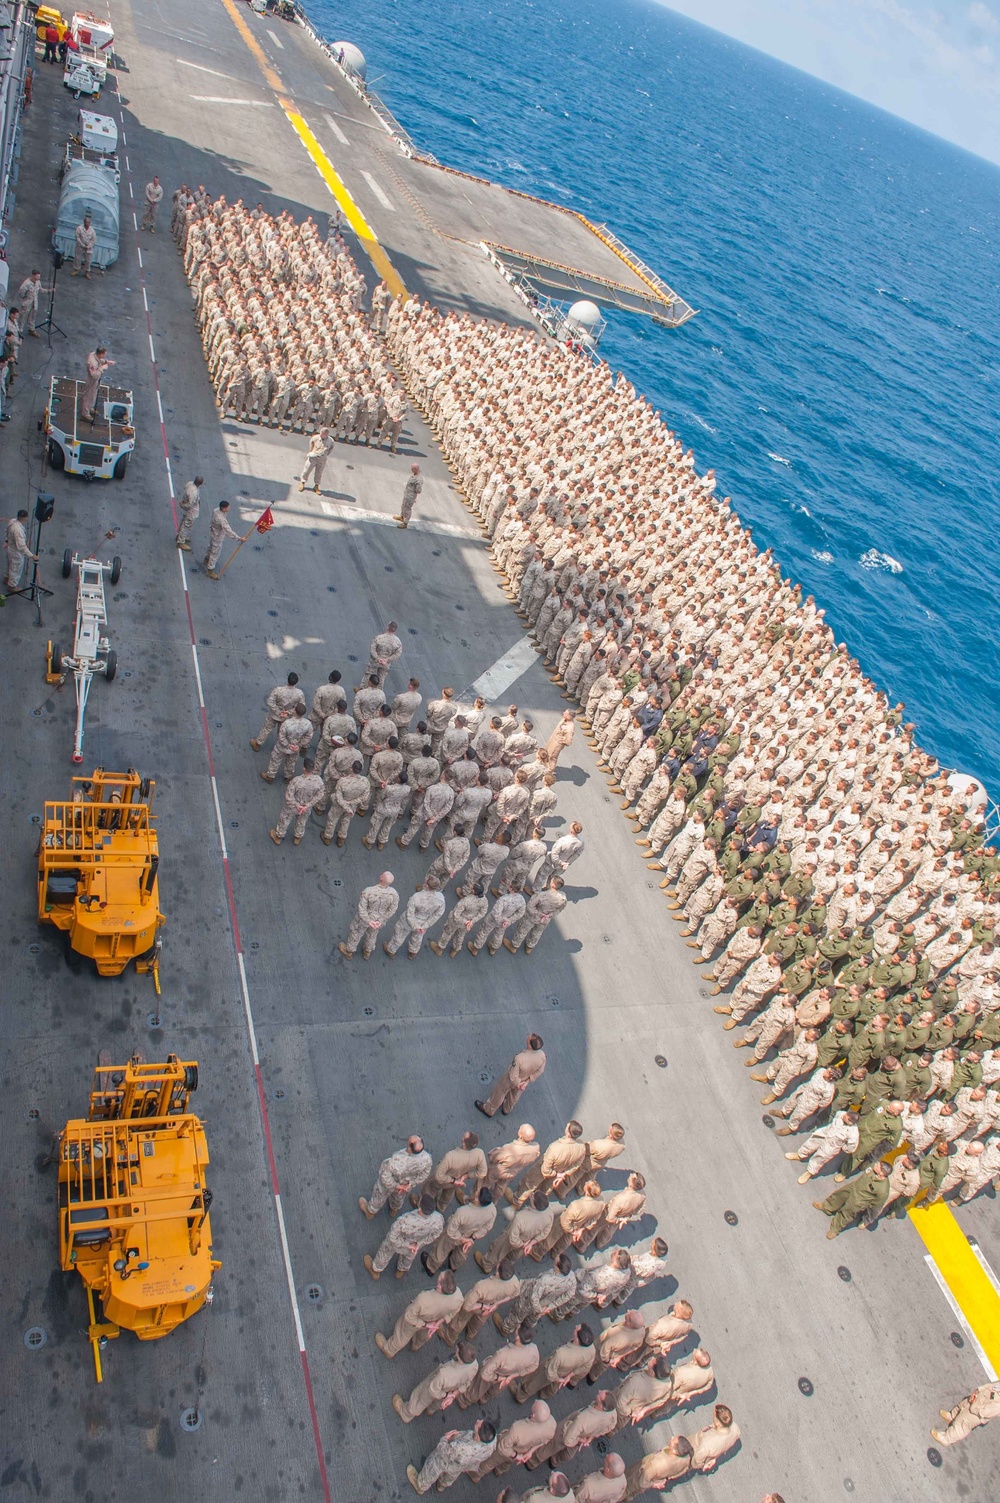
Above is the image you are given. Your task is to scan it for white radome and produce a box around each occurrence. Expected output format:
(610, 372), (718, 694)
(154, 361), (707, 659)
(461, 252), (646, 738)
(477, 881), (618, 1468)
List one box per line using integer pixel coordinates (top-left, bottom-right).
(333, 42), (367, 81)
(946, 771), (988, 815)
(565, 299), (602, 333)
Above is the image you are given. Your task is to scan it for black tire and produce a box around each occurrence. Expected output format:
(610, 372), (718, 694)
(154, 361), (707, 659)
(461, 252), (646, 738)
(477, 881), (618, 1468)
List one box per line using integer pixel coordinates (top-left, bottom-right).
(110, 556), (122, 584)
(48, 440), (65, 470)
(104, 649), (117, 682)
(62, 548), (73, 578)
(50, 642), (63, 674)
(113, 453), (128, 480)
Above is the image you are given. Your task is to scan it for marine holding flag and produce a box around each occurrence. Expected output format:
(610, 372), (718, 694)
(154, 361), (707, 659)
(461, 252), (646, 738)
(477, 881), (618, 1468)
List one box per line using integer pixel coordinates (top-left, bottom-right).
(205, 502), (277, 580)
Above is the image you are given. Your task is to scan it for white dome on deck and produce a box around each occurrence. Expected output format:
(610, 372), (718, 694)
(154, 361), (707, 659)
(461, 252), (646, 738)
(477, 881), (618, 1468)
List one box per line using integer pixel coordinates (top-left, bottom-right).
(332, 42), (367, 80)
(565, 299), (602, 333)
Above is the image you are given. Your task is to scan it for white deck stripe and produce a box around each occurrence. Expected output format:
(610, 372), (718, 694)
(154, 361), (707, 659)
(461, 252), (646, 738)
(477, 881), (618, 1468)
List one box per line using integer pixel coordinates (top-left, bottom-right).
(969, 1238), (1000, 1300)
(360, 170), (394, 211)
(266, 27), (284, 48)
(924, 1254), (997, 1380)
(470, 638), (538, 701)
(190, 95), (274, 106)
(175, 57), (239, 79)
(324, 113), (349, 147)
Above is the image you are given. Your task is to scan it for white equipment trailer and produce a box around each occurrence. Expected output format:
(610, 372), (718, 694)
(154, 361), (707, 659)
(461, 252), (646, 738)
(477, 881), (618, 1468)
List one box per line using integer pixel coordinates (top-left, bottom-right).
(47, 550), (122, 763)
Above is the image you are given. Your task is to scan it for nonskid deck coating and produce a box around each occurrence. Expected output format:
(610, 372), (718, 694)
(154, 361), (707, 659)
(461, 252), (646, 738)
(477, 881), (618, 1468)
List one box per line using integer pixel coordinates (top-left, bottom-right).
(0, 2), (997, 1500)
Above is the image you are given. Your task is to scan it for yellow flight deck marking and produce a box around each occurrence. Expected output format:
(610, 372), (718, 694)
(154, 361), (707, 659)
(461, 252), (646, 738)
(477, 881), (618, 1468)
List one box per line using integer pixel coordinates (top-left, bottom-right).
(909, 1201), (1000, 1373)
(217, 0), (407, 299)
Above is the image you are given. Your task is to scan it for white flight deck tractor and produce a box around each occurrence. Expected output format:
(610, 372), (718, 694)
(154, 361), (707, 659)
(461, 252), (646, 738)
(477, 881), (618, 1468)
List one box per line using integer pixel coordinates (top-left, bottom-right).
(46, 550), (122, 764)
(44, 376), (134, 480)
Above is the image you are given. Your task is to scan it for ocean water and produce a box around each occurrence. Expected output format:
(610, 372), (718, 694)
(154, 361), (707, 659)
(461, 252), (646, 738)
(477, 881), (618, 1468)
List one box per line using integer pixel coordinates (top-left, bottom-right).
(311, 0), (1000, 798)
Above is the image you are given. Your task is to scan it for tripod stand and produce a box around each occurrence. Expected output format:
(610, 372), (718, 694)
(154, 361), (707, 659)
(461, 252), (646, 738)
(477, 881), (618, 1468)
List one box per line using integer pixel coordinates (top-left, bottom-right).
(6, 495), (55, 625)
(37, 250), (68, 345)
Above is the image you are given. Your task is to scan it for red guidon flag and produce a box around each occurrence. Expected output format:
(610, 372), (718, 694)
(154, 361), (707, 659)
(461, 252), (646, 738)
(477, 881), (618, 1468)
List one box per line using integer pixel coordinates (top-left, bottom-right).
(255, 506), (275, 534)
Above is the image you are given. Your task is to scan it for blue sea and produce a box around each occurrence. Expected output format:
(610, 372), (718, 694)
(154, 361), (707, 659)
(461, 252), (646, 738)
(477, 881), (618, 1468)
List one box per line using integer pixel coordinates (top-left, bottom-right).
(312, 0), (999, 799)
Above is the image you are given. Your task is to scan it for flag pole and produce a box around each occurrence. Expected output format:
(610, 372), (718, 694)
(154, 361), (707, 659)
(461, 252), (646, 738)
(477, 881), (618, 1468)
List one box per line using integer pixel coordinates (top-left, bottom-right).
(215, 506), (273, 578)
(215, 528), (254, 579)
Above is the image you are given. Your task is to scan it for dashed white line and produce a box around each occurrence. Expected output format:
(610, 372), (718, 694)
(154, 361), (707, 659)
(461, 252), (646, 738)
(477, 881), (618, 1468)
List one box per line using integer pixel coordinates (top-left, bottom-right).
(360, 170), (394, 211)
(148, 334), (156, 362)
(324, 113), (349, 147)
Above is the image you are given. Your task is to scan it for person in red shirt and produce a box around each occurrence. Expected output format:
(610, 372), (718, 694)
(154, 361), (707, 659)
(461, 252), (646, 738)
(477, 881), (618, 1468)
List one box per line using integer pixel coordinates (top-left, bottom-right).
(43, 25), (60, 64)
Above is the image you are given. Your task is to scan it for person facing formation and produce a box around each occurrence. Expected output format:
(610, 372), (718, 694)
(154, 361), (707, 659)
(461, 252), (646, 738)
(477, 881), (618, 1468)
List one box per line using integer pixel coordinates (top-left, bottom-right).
(142, 175), (164, 231)
(71, 215), (97, 278)
(81, 345), (114, 423)
(545, 710), (576, 766)
(396, 463), (422, 528)
(298, 425), (334, 493)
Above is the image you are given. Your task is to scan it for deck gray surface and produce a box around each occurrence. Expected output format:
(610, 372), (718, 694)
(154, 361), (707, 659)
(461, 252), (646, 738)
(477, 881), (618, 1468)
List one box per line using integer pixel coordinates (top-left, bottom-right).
(0, 4), (997, 1501)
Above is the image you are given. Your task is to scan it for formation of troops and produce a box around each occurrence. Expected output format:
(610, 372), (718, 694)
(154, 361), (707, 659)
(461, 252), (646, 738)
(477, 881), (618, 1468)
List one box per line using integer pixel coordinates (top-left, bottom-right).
(384, 299), (1000, 1233)
(361, 1038), (740, 1494)
(175, 187), (405, 446)
(169, 182), (1000, 1464)
(251, 633), (583, 961)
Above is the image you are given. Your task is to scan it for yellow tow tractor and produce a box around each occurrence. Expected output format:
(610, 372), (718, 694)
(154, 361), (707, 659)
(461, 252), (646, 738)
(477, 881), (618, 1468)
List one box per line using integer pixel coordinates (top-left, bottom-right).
(57, 1054), (221, 1381)
(36, 768), (164, 987)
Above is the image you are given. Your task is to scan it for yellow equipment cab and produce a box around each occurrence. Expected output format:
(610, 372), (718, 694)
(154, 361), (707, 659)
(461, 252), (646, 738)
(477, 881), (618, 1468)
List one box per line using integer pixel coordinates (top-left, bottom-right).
(57, 1054), (221, 1380)
(36, 768), (164, 982)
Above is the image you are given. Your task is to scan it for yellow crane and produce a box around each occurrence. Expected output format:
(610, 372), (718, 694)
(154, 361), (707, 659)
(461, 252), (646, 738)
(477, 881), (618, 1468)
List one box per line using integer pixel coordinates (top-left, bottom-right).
(36, 768), (164, 986)
(57, 1054), (221, 1381)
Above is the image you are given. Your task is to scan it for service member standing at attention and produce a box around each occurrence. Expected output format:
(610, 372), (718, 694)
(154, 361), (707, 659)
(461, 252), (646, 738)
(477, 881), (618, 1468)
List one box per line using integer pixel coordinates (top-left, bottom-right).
(476, 1033), (547, 1117)
(405, 1419), (497, 1495)
(504, 877), (568, 956)
(362, 621), (404, 688)
(298, 425), (334, 494)
(383, 876), (446, 959)
(71, 213), (97, 278)
(269, 758), (324, 845)
(391, 1342), (479, 1423)
(261, 709), (313, 784)
(175, 475), (203, 551)
(339, 870), (400, 960)
(396, 462), (422, 528)
(203, 499), (241, 579)
(364, 1193), (443, 1280)
(374, 1270), (463, 1358)
(359, 1134), (432, 1219)
(141, 175), (164, 231)
(251, 671), (307, 751)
